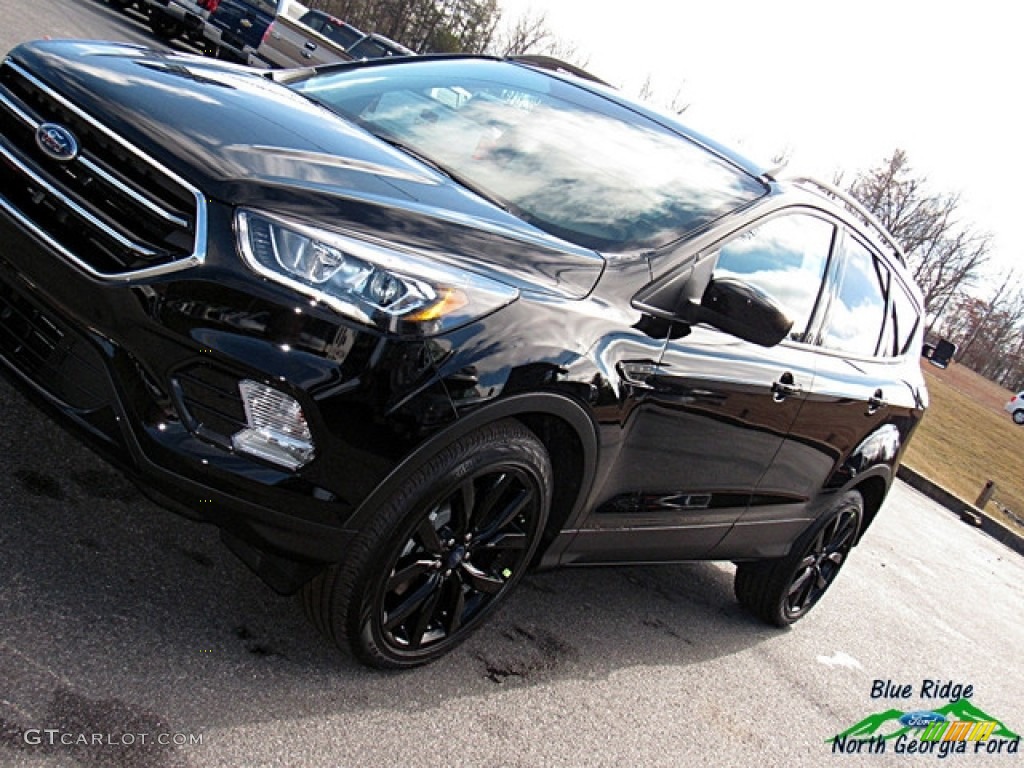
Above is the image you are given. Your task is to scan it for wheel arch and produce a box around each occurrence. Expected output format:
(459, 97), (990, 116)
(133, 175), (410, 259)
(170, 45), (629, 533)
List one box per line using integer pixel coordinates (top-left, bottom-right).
(848, 471), (891, 545)
(345, 392), (600, 552)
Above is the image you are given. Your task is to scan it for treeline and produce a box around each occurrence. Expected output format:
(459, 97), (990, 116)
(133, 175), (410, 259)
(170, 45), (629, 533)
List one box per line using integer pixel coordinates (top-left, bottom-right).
(846, 150), (1024, 390)
(303, 0), (500, 53)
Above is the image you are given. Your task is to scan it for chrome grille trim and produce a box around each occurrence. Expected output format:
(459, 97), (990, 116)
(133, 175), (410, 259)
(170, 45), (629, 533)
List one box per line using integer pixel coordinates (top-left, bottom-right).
(0, 140), (159, 258)
(0, 57), (207, 280)
(78, 156), (191, 229)
(0, 86), (34, 128)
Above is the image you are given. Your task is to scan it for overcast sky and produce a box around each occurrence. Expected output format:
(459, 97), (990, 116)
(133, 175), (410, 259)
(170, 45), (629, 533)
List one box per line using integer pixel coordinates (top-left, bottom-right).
(498, 0), (1021, 283)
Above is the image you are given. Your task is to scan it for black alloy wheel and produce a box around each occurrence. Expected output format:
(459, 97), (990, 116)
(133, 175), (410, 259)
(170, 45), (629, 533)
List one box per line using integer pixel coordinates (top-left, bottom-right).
(303, 420), (551, 668)
(735, 490), (863, 626)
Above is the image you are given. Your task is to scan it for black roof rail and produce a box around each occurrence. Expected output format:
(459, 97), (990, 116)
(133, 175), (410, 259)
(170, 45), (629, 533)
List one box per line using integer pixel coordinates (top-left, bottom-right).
(508, 55), (610, 87)
(789, 176), (907, 266)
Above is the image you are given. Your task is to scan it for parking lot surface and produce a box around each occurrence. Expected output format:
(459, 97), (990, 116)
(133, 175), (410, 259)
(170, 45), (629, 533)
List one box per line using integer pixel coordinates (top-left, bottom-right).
(1, 3), (1022, 766)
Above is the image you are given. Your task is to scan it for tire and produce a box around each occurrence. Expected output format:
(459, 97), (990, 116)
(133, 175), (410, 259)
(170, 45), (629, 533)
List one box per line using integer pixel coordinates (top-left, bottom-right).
(1013, 410), (1024, 425)
(149, 14), (183, 41)
(303, 420), (551, 669)
(735, 490), (863, 626)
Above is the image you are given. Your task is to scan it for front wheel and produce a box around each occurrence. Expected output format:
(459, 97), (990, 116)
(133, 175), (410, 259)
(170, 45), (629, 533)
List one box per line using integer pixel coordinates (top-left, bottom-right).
(1013, 410), (1024, 425)
(735, 490), (863, 626)
(303, 420), (551, 669)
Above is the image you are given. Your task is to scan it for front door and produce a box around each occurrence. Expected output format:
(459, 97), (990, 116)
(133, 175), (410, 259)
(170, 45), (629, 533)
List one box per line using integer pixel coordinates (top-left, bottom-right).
(572, 209), (836, 561)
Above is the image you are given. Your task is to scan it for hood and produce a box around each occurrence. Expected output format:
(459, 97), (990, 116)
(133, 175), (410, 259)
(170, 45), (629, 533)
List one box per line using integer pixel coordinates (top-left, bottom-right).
(8, 40), (604, 297)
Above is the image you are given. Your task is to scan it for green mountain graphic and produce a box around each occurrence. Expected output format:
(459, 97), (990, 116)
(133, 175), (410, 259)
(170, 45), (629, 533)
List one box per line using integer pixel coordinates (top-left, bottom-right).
(830, 698), (1020, 743)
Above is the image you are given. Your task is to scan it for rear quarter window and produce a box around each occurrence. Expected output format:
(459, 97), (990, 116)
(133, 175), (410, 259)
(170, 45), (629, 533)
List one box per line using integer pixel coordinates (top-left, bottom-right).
(821, 235), (888, 357)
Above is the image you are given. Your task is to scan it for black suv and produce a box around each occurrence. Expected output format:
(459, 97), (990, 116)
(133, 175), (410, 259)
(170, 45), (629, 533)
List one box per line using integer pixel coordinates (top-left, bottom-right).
(0, 41), (927, 668)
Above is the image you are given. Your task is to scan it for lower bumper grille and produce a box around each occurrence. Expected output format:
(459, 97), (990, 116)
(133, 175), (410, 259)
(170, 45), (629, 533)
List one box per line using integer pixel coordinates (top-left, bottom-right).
(173, 364), (247, 447)
(0, 272), (109, 410)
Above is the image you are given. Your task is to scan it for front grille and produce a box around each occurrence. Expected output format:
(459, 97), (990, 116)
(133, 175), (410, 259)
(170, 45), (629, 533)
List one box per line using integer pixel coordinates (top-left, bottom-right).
(0, 271), (108, 409)
(0, 58), (206, 280)
(172, 364), (247, 447)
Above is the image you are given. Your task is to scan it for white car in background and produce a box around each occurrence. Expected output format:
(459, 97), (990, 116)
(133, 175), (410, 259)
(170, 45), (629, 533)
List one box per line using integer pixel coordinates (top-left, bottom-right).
(1005, 392), (1024, 424)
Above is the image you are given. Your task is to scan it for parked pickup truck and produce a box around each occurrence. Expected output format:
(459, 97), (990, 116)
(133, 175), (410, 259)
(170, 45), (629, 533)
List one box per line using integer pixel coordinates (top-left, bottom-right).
(254, 17), (415, 67)
(141, 0), (216, 43)
(202, 0), (281, 63)
(250, 7), (363, 68)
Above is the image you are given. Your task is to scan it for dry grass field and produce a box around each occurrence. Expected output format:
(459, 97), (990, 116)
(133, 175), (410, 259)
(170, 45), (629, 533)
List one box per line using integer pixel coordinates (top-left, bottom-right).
(903, 361), (1024, 532)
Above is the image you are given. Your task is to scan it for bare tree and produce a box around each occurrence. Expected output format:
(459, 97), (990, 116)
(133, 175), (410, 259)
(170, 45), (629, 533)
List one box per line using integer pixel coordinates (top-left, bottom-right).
(489, 8), (553, 56)
(846, 150), (991, 323)
(312, 0), (500, 53)
(631, 75), (689, 115)
(949, 277), (1024, 383)
(486, 8), (588, 67)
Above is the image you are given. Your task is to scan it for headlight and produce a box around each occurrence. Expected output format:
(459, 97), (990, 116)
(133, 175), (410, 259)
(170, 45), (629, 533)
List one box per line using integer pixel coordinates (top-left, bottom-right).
(236, 209), (518, 333)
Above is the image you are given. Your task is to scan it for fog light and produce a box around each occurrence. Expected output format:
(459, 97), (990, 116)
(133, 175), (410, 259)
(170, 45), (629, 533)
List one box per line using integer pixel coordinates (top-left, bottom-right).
(231, 380), (315, 470)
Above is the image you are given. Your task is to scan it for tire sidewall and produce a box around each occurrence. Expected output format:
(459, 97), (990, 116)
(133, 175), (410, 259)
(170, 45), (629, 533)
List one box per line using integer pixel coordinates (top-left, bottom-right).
(350, 424), (551, 667)
(776, 491), (863, 624)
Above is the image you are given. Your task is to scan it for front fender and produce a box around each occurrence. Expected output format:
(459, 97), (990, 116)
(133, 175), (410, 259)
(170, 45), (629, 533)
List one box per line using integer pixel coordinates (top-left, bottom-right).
(342, 391), (600, 539)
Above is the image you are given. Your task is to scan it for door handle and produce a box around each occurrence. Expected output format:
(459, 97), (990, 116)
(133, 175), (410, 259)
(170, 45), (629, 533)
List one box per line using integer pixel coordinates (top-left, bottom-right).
(867, 389), (889, 415)
(772, 373), (803, 402)
(304, 41), (318, 51)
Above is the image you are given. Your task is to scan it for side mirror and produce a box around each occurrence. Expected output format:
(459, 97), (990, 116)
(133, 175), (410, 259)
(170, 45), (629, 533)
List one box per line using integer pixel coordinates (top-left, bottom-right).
(679, 276), (793, 347)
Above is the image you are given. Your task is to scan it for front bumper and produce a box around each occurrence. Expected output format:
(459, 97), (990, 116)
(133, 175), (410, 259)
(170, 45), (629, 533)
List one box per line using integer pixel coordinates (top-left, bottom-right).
(0, 202), (457, 589)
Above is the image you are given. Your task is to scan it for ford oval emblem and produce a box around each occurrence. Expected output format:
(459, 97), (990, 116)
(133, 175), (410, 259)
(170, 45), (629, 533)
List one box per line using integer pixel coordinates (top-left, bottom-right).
(899, 710), (947, 729)
(35, 122), (79, 163)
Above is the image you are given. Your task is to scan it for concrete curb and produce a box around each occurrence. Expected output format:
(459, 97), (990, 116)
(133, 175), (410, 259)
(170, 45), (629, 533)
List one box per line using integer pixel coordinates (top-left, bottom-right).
(896, 464), (1024, 557)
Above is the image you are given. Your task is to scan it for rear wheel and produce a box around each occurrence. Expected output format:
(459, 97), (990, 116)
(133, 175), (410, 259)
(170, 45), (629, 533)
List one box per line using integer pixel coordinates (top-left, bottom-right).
(149, 13), (183, 41)
(303, 420), (551, 669)
(1013, 410), (1024, 425)
(735, 490), (863, 626)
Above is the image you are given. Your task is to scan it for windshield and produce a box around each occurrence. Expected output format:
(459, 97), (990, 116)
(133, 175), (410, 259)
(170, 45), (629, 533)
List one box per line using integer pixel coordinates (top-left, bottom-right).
(292, 59), (765, 251)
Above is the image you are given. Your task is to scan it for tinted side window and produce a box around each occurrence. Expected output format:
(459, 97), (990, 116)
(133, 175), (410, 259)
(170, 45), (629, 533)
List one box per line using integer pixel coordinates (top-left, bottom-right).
(888, 280), (921, 357)
(323, 23), (363, 49)
(303, 13), (325, 32)
(822, 236), (887, 356)
(349, 38), (388, 58)
(713, 213), (834, 341)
